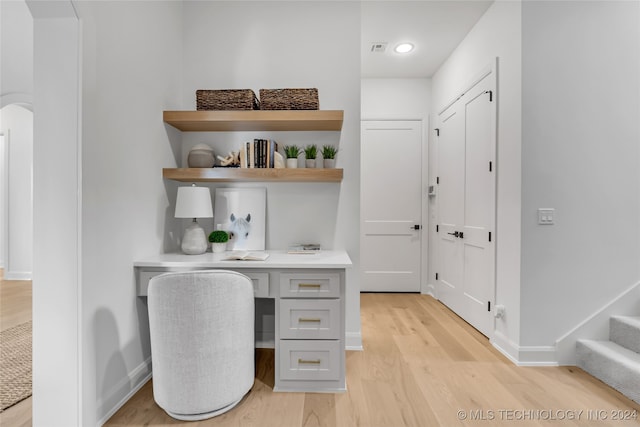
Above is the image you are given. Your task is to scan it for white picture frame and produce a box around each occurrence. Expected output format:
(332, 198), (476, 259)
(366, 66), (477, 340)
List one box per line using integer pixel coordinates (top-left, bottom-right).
(214, 187), (266, 251)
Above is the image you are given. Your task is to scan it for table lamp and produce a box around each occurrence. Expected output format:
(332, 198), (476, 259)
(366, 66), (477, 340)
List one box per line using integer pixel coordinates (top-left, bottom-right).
(175, 184), (213, 255)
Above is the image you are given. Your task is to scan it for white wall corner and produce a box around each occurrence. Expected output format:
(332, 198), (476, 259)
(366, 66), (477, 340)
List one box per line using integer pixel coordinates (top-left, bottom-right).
(346, 332), (363, 351)
(97, 357), (152, 427)
(555, 280), (640, 366)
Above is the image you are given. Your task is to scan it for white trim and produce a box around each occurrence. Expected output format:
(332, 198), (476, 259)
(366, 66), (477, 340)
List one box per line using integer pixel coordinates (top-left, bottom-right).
(421, 283), (435, 296)
(437, 61), (494, 116)
(4, 271), (32, 281)
(345, 332), (363, 351)
(555, 279), (640, 366)
(491, 330), (557, 366)
(361, 115), (424, 121)
(97, 358), (153, 427)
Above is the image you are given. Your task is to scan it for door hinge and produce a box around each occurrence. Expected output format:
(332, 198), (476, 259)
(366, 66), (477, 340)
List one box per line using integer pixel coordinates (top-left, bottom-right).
(489, 231), (492, 242)
(436, 176), (440, 184)
(489, 161), (493, 172)
(488, 301), (491, 312)
(435, 128), (440, 136)
(486, 90), (493, 102)
(436, 225), (439, 232)
(435, 273), (439, 281)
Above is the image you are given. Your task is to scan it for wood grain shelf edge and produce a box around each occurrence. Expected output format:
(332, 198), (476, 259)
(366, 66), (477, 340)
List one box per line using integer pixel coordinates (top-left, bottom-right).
(163, 110), (344, 132)
(163, 168), (343, 182)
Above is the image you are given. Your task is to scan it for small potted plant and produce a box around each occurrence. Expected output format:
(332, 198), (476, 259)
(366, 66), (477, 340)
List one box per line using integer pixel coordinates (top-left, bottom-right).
(208, 230), (229, 253)
(283, 145), (301, 168)
(304, 144), (317, 168)
(322, 145), (338, 168)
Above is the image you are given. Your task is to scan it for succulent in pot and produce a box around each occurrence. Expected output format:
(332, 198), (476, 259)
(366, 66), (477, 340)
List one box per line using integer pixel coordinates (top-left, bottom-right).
(304, 144), (318, 168)
(283, 145), (302, 168)
(321, 145), (338, 168)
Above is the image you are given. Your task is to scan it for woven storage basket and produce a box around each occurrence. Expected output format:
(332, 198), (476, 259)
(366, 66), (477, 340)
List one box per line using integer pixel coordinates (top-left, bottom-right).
(196, 89), (260, 111)
(259, 88), (319, 110)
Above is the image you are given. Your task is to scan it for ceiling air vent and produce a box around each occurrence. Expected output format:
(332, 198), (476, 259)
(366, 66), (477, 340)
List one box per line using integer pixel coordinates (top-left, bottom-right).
(370, 42), (388, 53)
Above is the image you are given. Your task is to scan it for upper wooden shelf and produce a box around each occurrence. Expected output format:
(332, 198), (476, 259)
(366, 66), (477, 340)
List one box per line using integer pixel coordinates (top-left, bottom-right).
(163, 168), (343, 183)
(163, 110), (344, 132)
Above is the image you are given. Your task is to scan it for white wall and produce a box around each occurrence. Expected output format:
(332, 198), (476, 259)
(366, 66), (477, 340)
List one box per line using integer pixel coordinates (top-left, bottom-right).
(181, 1), (362, 348)
(1, 0), (34, 275)
(520, 1), (640, 348)
(0, 105), (33, 279)
(30, 1), (81, 424)
(0, 0), (34, 106)
(430, 1), (522, 357)
(361, 78), (431, 120)
(73, 1), (183, 424)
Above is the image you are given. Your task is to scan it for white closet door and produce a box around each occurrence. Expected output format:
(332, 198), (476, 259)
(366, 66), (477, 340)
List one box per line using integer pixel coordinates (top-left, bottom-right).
(436, 67), (496, 337)
(361, 120), (422, 292)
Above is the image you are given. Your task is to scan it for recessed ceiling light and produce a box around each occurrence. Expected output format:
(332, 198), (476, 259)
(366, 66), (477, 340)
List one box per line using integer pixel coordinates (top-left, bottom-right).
(394, 43), (414, 54)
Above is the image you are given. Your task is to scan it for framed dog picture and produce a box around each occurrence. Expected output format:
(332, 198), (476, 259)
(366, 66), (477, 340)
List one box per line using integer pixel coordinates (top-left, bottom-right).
(214, 187), (266, 251)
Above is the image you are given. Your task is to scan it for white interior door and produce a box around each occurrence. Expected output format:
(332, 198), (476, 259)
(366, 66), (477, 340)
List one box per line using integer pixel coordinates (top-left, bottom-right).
(436, 68), (496, 337)
(361, 120), (422, 292)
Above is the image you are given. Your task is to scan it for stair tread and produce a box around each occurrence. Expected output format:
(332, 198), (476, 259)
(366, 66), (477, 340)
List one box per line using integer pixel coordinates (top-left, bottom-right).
(611, 315), (640, 327)
(578, 339), (640, 364)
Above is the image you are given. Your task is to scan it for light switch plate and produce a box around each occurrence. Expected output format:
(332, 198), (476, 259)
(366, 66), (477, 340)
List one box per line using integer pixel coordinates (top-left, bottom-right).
(538, 208), (555, 225)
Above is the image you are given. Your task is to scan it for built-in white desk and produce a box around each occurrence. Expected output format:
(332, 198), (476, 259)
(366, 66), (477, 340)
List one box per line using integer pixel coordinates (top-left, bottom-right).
(134, 250), (352, 393)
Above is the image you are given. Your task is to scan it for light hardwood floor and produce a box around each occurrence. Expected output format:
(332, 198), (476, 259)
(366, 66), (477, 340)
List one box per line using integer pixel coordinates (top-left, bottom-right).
(1, 275), (638, 427)
(0, 269), (33, 427)
(106, 293), (640, 427)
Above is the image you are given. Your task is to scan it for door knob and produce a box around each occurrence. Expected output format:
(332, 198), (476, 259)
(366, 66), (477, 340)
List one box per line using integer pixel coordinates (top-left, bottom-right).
(447, 231), (460, 237)
(410, 224), (421, 230)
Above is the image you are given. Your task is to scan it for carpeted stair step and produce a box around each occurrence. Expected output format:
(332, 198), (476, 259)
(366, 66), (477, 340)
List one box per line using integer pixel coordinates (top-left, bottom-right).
(610, 316), (640, 354)
(576, 339), (640, 404)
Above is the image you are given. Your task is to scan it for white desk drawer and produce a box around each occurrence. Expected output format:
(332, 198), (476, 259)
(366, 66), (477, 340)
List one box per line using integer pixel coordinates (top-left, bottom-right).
(245, 272), (269, 298)
(279, 273), (340, 298)
(279, 340), (341, 381)
(138, 270), (268, 298)
(279, 299), (340, 340)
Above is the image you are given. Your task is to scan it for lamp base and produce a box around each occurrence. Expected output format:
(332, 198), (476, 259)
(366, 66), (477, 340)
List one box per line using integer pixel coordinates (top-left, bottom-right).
(181, 221), (207, 255)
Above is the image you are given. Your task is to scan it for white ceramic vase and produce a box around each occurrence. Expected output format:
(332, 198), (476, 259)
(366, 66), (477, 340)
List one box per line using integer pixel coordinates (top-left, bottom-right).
(323, 158), (336, 169)
(286, 158), (298, 168)
(305, 159), (316, 168)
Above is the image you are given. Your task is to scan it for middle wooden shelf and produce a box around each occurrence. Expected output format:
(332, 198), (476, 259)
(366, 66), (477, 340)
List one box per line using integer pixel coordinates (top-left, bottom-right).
(163, 168), (343, 183)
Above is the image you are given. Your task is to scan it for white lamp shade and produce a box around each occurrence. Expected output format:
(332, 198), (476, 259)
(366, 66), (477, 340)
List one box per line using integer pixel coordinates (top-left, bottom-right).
(175, 186), (213, 219)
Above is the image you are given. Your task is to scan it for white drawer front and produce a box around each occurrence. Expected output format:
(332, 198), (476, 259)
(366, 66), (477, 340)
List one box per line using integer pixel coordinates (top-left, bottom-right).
(279, 340), (341, 381)
(245, 272), (269, 298)
(279, 299), (340, 339)
(138, 270), (268, 298)
(279, 273), (340, 298)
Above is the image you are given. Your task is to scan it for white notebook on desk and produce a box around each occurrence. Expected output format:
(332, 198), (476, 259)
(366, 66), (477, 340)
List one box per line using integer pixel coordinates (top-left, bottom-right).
(222, 251), (269, 261)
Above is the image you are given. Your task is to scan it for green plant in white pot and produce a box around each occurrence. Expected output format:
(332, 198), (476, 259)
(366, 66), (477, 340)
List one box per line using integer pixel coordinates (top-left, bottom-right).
(322, 145), (338, 168)
(304, 144), (318, 168)
(208, 230), (229, 253)
(283, 145), (301, 168)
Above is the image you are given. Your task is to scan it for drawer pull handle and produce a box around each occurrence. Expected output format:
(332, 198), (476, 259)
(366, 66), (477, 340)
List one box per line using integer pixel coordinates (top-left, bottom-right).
(298, 358), (321, 365)
(298, 283), (321, 289)
(298, 318), (322, 323)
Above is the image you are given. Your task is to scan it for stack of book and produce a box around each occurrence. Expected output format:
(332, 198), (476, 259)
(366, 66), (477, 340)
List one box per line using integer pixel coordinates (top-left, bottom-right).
(239, 139), (278, 169)
(287, 244), (321, 254)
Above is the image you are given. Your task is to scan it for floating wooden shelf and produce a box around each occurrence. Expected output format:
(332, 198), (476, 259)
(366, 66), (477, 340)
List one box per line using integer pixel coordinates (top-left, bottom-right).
(163, 110), (344, 132)
(163, 168), (343, 183)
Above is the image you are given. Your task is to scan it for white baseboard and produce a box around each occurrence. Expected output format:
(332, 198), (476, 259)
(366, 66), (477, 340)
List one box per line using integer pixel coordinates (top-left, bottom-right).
(492, 331), (557, 366)
(556, 279), (640, 366)
(4, 270), (32, 280)
(346, 332), (363, 351)
(421, 283), (435, 297)
(97, 357), (152, 427)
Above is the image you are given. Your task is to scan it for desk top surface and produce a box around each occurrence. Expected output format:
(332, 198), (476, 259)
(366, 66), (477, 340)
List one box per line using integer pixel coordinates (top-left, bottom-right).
(134, 250), (352, 269)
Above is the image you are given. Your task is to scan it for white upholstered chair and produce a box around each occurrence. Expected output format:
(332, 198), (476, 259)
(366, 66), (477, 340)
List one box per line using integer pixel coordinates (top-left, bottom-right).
(148, 270), (255, 421)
